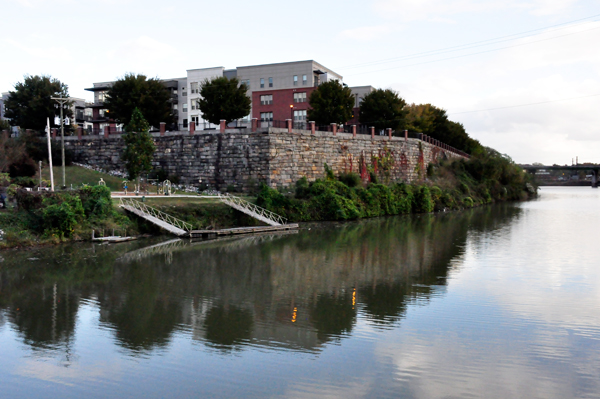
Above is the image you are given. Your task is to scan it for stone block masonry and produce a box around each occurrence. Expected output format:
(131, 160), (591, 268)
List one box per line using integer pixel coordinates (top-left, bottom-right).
(62, 128), (465, 192)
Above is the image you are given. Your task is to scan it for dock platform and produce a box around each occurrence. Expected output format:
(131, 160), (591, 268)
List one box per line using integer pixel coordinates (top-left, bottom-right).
(191, 224), (299, 239)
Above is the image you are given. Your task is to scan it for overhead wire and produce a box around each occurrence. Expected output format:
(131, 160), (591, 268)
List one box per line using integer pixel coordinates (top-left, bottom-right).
(339, 13), (600, 71)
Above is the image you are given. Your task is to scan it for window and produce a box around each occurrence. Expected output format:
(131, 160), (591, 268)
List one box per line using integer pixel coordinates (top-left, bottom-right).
(191, 116), (199, 124)
(190, 82), (199, 94)
(268, 77), (273, 87)
(182, 89), (187, 97)
(183, 103), (188, 112)
(260, 112), (273, 122)
(302, 75), (307, 85)
(260, 95), (273, 105)
(293, 75), (298, 86)
(260, 78), (265, 88)
(98, 91), (107, 102)
(191, 103), (196, 110)
(241, 79), (250, 88)
(293, 92), (307, 103)
(294, 110), (307, 121)
(183, 118), (188, 128)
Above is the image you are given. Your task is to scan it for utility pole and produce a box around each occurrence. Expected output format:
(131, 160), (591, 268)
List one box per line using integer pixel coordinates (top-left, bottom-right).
(51, 96), (69, 189)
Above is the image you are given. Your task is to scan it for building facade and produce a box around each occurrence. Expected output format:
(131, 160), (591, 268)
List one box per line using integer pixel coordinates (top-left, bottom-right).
(85, 60), (374, 133)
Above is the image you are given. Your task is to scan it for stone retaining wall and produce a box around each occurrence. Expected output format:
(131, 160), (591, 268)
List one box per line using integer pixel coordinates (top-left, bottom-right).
(63, 128), (465, 191)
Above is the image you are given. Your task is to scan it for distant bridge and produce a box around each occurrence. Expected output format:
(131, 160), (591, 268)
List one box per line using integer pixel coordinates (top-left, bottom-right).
(520, 165), (600, 188)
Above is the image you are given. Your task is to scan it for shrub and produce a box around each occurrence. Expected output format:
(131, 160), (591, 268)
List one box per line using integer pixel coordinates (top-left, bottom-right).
(463, 197), (474, 208)
(412, 186), (434, 213)
(42, 199), (83, 238)
(79, 185), (113, 217)
(338, 172), (361, 188)
(295, 177), (310, 199)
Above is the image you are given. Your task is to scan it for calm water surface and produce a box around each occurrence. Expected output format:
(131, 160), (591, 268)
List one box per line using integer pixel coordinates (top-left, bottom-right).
(1, 187), (599, 398)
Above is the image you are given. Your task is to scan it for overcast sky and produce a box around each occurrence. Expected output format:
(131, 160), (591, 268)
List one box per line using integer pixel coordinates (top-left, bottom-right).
(2, 0), (599, 164)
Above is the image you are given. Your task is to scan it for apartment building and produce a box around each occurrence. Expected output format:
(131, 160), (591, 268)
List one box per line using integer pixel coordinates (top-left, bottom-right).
(85, 60), (374, 133)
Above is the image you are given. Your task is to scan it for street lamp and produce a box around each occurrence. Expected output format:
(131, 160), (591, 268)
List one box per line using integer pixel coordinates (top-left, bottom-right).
(51, 96), (70, 189)
(290, 104), (294, 128)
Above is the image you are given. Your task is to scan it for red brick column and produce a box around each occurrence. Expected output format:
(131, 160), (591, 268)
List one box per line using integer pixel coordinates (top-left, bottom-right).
(404, 130), (408, 141)
(103, 126), (109, 138)
(77, 127), (83, 139)
(352, 125), (357, 137)
(387, 128), (392, 139)
(286, 119), (292, 133)
(331, 123), (337, 135)
(190, 121), (195, 135)
(220, 120), (226, 133)
(51, 128), (57, 139)
(370, 126), (375, 139)
(309, 121), (315, 135)
(160, 122), (166, 136)
(251, 118), (258, 132)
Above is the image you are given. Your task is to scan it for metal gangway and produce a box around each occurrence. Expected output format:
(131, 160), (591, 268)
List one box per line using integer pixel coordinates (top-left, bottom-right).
(219, 193), (287, 226)
(119, 198), (192, 237)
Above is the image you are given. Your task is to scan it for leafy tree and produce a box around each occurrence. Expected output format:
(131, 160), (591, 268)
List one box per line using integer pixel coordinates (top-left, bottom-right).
(406, 103), (482, 154)
(197, 77), (251, 125)
(307, 80), (354, 125)
(359, 89), (407, 132)
(121, 108), (156, 181)
(4, 75), (72, 131)
(105, 73), (173, 128)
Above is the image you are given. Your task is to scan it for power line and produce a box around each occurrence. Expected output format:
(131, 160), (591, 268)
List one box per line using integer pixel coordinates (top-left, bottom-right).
(448, 93), (600, 115)
(344, 24), (600, 77)
(339, 13), (600, 71)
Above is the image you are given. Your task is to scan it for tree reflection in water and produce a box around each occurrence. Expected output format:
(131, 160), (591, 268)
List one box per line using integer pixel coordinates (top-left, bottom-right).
(0, 204), (521, 356)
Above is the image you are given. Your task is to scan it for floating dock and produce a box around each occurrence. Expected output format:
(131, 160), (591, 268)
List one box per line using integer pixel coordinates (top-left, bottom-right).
(191, 224), (299, 239)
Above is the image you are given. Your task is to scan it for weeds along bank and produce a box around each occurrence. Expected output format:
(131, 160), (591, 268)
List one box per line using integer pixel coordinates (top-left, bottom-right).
(0, 186), (138, 248)
(256, 150), (537, 222)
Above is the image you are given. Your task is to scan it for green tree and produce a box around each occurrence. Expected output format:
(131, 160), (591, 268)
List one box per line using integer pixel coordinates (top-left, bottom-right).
(197, 77), (251, 125)
(359, 89), (407, 132)
(4, 75), (72, 131)
(307, 80), (354, 125)
(105, 73), (173, 128)
(121, 108), (156, 181)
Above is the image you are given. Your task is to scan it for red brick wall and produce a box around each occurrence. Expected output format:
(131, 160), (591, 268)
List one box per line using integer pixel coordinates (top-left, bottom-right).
(252, 87), (317, 121)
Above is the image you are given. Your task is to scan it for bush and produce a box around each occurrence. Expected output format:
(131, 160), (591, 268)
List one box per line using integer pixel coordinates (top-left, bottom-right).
(338, 172), (361, 188)
(412, 186), (434, 213)
(463, 197), (474, 208)
(295, 177), (310, 199)
(79, 185), (113, 217)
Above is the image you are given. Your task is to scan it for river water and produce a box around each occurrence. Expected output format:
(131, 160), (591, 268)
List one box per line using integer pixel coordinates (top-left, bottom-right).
(0, 186), (599, 398)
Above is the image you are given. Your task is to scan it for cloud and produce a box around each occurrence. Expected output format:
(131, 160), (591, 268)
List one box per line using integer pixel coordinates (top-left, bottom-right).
(108, 36), (180, 62)
(4, 39), (72, 62)
(372, 0), (581, 21)
(338, 25), (399, 42)
(384, 21), (600, 163)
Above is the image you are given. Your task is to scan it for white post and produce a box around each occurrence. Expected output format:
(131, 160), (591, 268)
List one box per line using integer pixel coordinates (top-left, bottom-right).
(46, 117), (55, 192)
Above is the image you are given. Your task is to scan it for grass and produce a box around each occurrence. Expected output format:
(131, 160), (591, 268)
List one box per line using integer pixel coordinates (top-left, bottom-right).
(39, 165), (124, 191)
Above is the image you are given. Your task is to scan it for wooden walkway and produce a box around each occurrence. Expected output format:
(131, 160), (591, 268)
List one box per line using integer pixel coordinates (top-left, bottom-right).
(191, 224), (299, 239)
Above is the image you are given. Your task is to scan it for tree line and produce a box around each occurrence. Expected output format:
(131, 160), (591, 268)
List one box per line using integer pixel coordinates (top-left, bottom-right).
(1, 73), (482, 180)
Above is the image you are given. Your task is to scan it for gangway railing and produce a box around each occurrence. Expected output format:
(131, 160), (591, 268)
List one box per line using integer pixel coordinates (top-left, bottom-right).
(219, 193), (287, 226)
(119, 198), (193, 233)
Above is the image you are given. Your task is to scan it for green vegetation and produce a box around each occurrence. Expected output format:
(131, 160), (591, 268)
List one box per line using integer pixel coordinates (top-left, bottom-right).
(0, 186), (138, 248)
(359, 89), (408, 132)
(198, 77), (252, 125)
(122, 108), (156, 181)
(405, 103), (482, 154)
(104, 73), (173, 128)
(4, 74), (73, 131)
(256, 150), (537, 222)
(307, 80), (355, 125)
(40, 165), (124, 191)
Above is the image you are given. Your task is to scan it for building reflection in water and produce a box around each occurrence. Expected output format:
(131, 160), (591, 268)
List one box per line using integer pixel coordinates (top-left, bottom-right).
(0, 204), (521, 358)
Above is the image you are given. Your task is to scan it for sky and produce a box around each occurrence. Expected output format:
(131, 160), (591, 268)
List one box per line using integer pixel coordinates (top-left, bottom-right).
(2, 0), (599, 164)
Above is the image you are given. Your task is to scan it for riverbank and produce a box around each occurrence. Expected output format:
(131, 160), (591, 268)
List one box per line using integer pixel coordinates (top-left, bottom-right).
(256, 148), (537, 222)
(0, 149), (536, 249)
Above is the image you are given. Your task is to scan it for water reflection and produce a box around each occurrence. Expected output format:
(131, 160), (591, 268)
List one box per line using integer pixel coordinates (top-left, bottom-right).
(0, 204), (521, 358)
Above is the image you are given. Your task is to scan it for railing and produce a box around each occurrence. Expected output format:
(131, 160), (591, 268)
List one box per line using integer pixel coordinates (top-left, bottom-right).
(219, 193), (287, 226)
(120, 198), (193, 232)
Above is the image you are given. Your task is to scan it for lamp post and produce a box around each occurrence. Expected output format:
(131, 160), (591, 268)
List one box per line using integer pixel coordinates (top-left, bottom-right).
(51, 96), (69, 189)
(290, 104), (294, 128)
